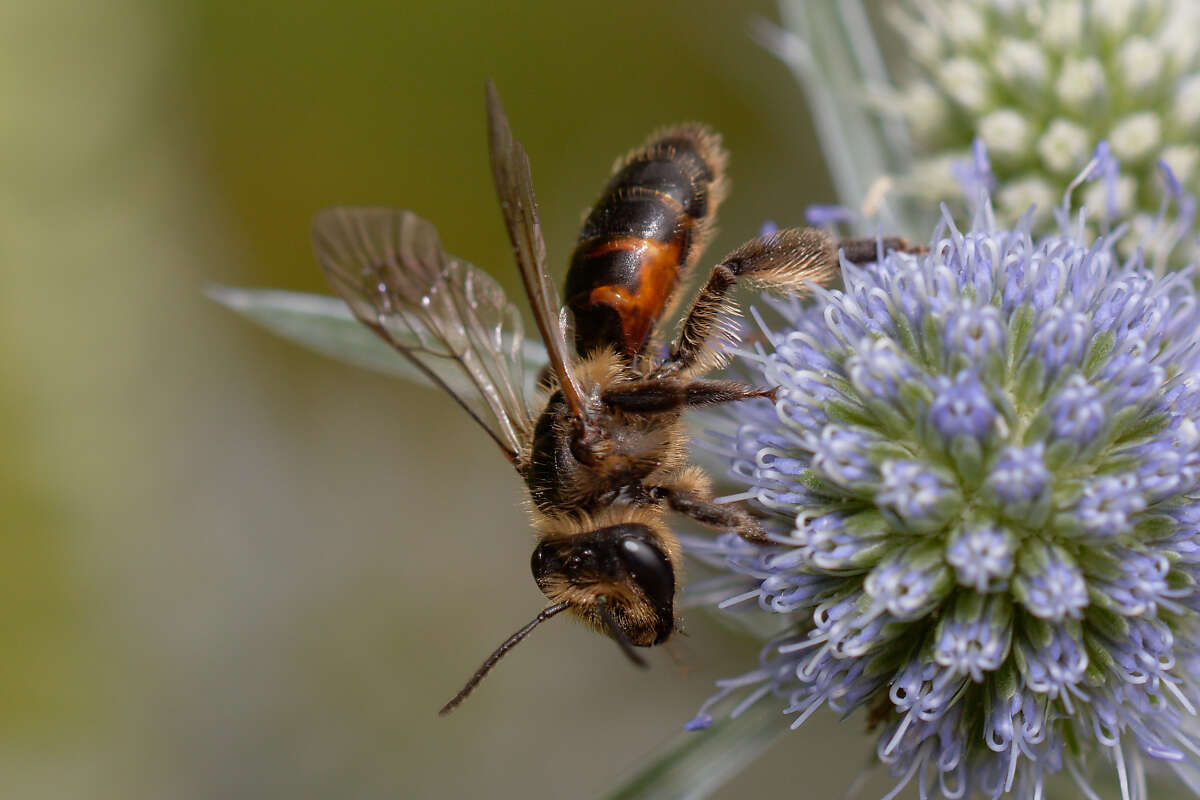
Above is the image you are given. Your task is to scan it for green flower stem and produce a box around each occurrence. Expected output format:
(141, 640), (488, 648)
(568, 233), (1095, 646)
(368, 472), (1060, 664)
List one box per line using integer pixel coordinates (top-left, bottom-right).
(602, 701), (788, 800)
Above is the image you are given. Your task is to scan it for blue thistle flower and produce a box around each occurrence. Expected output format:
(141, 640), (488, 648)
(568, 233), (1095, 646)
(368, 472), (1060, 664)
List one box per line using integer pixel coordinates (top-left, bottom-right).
(687, 176), (1200, 797)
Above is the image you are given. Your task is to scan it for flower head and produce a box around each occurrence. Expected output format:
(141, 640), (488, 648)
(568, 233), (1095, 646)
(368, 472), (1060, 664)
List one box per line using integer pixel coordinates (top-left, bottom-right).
(687, 198), (1200, 797)
(889, 0), (1200, 258)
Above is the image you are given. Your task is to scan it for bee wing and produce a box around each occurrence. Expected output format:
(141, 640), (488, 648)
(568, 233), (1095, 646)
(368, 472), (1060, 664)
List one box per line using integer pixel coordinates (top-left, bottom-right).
(484, 81), (588, 420)
(313, 206), (534, 465)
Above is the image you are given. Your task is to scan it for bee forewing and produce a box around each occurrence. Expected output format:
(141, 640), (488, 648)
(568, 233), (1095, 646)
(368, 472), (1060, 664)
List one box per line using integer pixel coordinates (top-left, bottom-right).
(312, 206), (534, 463)
(484, 81), (588, 419)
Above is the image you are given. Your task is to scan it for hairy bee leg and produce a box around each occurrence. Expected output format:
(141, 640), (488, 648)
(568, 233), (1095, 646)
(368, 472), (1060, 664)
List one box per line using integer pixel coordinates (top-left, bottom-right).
(655, 262), (740, 377)
(601, 378), (774, 414)
(650, 485), (769, 543)
(657, 227), (839, 377)
(681, 379), (777, 407)
(658, 231), (924, 377)
(836, 235), (924, 264)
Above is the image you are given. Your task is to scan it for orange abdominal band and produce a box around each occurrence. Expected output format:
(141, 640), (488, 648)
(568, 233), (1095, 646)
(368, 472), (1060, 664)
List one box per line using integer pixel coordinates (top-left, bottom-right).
(584, 237), (684, 355)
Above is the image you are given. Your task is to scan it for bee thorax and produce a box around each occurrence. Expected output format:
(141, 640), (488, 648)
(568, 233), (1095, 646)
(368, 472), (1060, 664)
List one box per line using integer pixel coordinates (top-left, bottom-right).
(524, 389), (684, 516)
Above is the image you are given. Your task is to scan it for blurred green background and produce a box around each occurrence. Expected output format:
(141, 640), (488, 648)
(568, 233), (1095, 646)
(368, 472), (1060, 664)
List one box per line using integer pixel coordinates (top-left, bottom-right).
(0, 0), (900, 797)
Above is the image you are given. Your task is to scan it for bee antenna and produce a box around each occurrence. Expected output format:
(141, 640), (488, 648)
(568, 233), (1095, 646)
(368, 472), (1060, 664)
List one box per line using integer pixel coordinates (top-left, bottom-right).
(439, 601), (570, 715)
(597, 595), (649, 669)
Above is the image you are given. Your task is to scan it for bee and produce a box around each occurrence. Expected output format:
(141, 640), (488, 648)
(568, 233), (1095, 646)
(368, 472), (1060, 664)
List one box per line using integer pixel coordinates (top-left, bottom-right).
(311, 82), (914, 714)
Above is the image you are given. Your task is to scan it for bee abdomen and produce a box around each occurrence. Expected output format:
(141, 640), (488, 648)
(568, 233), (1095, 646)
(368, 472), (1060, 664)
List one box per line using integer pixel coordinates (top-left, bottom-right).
(566, 126), (726, 359)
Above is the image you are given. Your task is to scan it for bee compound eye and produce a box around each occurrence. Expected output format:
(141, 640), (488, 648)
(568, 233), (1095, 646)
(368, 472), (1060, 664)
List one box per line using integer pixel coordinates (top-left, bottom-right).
(530, 542), (557, 582)
(617, 536), (674, 607)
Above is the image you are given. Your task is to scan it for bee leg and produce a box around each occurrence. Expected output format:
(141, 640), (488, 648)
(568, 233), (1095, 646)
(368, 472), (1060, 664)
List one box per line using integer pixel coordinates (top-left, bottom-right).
(654, 262), (741, 378)
(649, 480), (769, 544)
(657, 228), (839, 377)
(678, 379), (777, 407)
(836, 236), (925, 263)
(658, 230), (923, 377)
(602, 378), (773, 414)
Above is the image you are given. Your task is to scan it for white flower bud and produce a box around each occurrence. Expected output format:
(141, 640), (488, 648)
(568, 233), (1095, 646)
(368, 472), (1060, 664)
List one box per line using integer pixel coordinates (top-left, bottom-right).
(1037, 119), (1090, 175)
(1055, 58), (1106, 109)
(992, 0), (1040, 26)
(1118, 37), (1167, 93)
(1158, 4), (1200, 71)
(1093, 0), (1139, 36)
(939, 58), (991, 112)
(1161, 144), (1200, 185)
(1084, 174), (1137, 217)
(942, 1), (986, 48)
(902, 81), (950, 142)
(1174, 75), (1200, 128)
(885, 6), (942, 68)
(1124, 212), (1159, 257)
(994, 38), (1048, 88)
(888, 0), (1200, 243)
(997, 175), (1057, 222)
(908, 155), (961, 200)
(1040, 0), (1083, 50)
(1109, 112), (1163, 163)
(979, 109), (1033, 162)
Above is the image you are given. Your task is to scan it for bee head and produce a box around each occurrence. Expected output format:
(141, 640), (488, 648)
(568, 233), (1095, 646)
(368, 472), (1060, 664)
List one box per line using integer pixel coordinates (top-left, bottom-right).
(531, 521), (676, 646)
(439, 513), (677, 716)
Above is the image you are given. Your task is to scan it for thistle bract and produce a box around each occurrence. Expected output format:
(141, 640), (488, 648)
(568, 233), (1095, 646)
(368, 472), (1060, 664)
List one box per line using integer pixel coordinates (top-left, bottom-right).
(889, 0), (1200, 246)
(687, 200), (1200, 798)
